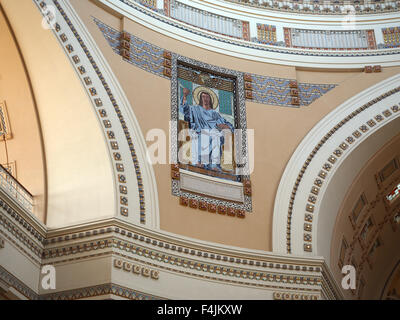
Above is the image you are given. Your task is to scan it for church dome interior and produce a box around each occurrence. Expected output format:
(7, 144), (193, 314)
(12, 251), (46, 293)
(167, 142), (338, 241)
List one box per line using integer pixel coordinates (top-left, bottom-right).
(0, 0), (399, 301)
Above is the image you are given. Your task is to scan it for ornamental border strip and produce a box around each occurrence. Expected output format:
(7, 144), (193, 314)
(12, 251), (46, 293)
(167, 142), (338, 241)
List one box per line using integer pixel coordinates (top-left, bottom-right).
(41, 239), (323, 291)
(113, 253), (322, 292)
(0, 266), (39, 300)
(117, 0), (400, 58)
(0, 222), (42, 264)
(223, 0), (399, 15)
(40, 283), (163, 300)
(44, 224), (323, 272)
(94, 18), (337, 109)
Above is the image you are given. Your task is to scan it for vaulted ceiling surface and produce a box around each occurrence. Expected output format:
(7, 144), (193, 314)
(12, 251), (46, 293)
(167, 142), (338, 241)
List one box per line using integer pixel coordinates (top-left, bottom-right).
(0, 0), (115, 227)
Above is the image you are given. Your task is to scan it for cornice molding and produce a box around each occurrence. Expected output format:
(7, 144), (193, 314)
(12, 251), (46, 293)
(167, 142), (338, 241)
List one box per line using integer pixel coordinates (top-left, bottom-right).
(206, 0), (400, 16)
(0, 188), (343, 299)
(93, 0), (400, 68)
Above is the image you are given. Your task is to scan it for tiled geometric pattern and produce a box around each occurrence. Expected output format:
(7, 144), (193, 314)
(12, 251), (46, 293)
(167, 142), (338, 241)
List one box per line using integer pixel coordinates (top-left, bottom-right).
(382, 27), (400, 48)
(0, 266), (39, 300)
(94, 18), (166, 78)
(250, 75), (293, 106)
(250, 75), (336, 107)
(298, 83), (338, 106)
(96, 20), (121, 52)
(134, 0), (157, 11)
(256, 24), (277, 45)
(95, 18), (337, 108)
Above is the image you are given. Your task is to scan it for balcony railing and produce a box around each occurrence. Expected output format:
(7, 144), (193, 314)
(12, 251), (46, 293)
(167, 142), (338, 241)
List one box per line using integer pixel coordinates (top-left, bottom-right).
(0, 164), (34, 213)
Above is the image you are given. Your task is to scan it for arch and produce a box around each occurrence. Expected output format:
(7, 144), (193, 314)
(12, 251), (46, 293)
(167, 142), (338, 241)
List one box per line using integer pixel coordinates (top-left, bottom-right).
(58, 0), (161, 228)
(273, 74), (400, 256)
(2, 0), (160, 228)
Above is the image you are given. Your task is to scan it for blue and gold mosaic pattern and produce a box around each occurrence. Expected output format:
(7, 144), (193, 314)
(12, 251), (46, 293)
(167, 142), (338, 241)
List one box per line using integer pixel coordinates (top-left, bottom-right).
(95, 18), (337, 108)
(94, 18), (166, 78)
(298, 83), (337, 106)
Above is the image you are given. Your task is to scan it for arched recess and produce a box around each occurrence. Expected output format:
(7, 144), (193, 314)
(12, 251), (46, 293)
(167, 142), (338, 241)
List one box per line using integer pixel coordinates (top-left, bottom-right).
(273, 74), (400, 257)
(1, 0), (159, 228)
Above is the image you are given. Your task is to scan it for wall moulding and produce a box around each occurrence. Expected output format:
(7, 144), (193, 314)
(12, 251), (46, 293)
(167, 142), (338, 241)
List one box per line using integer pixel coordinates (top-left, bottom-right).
(0, 179), (343, 299)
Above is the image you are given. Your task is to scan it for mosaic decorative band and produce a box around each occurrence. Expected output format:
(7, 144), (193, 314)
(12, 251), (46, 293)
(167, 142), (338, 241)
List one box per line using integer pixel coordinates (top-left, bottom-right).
(0, 266), (39, 300)
(382, 27), (400, 48)
(40, 283), (163, 300)
(223, 0), (399, 15)
(256, 24), (278, 46)
(95, 19), (337, 108)
(94, 18), (166, 78)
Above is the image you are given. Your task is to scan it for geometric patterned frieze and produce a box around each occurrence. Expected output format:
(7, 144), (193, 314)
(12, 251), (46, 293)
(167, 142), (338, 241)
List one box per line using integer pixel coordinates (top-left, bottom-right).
(40, 283), (163, 300)
(0, 183), (341, 299)
(0, 266), (39, 300)
(94, 18), (166, 78)
(94, 18), (338, 109)
(114, 0), (400, 60)
(383, 27), (400, 48)
(221, 0), (400, 16)
(113, 258), (160, 280)
(273, 291), (319, 300)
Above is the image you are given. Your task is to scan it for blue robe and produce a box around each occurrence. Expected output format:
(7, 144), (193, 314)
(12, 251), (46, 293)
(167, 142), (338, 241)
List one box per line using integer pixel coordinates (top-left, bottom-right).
(180, 96), (234, 168)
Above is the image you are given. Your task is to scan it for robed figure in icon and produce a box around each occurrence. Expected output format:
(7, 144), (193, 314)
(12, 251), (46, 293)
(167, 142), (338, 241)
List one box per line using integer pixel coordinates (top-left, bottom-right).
(179, 86), (234, 171)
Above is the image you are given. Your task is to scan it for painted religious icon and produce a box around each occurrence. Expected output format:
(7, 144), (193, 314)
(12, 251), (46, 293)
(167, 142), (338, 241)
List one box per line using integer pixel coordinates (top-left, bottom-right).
(177, 63), (238, 180)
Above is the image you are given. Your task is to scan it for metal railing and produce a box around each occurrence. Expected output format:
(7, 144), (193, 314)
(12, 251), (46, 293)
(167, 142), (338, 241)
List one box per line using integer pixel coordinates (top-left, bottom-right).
(0, 164), (34, 213)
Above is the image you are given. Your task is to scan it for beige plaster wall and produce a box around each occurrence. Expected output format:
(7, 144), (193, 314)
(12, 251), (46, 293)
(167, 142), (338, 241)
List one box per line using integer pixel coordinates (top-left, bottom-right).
(0, 7), (46, 221)
(70, 0), (400, 251)
(1, 0), (115, 227)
